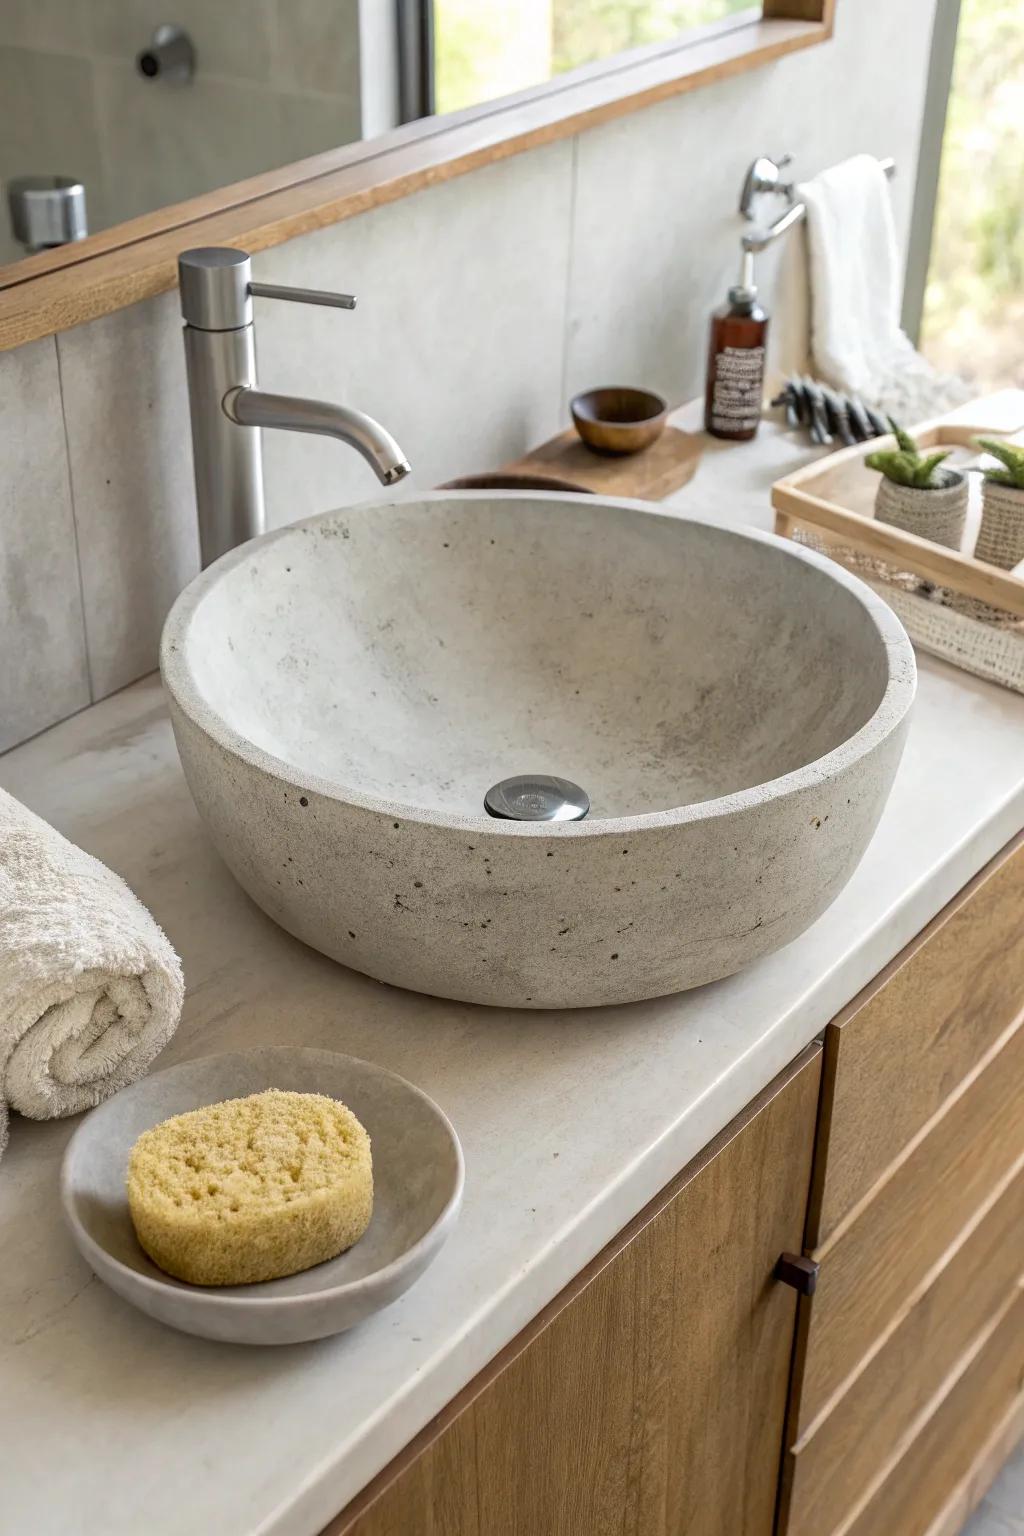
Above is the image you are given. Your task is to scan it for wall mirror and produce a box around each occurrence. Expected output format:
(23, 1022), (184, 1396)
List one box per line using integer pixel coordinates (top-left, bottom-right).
(0, 1), (830, 345)
(0, 2), (783, 268)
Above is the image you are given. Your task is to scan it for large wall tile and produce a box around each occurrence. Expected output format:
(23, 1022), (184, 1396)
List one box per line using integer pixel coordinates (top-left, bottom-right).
(93, 60), (292, 227)
(273, 0), (361, 98)
(276, 90), (363, 169)
(0, 339), (89, 751)
(0, 0), (91, 55)
(57, 293), (199, 700)
(254, 139), (574, 524)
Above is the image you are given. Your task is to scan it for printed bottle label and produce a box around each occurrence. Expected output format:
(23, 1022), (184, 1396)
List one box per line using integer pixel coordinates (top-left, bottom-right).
(710, 345), (765, 434)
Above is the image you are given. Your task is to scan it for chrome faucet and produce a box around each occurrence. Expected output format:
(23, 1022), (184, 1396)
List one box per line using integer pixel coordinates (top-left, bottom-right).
(178, 247), (411, 567)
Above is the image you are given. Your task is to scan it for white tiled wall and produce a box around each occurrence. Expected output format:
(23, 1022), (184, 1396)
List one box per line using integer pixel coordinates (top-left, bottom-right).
(57, 292), (198, 700)
(0, 337), (89, 751)
(0, 0), (937, 752)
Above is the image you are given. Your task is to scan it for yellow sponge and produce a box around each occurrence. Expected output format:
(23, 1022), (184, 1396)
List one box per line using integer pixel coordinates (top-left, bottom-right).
(127, 1089), (373, 1286)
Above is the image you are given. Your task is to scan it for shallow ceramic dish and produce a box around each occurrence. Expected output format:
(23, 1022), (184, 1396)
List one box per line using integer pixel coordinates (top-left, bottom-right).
(60, 1047), (464, 1346)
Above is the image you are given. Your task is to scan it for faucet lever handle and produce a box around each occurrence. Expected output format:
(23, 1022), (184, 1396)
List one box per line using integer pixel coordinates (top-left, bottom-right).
(248, 280), (356, 311)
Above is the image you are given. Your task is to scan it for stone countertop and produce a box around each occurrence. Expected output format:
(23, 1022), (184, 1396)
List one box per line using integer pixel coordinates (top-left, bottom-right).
(2, 414), (1024, 1536)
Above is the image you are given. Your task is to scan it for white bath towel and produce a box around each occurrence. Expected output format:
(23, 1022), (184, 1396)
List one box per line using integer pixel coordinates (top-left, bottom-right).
(0, 788), (184, 1161)
(798, 153), (970, 422)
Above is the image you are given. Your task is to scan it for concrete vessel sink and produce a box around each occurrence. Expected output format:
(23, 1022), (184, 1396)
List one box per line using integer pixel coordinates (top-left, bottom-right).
(162, 493), (915, 1009)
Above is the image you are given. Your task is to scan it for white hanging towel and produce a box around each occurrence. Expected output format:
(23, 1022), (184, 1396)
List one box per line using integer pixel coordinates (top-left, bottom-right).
(797, 153), (970, 422)
(0, 788), (184, 1162)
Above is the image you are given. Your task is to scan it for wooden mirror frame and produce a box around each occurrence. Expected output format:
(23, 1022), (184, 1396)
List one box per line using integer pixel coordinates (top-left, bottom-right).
(0, 0), (833, 352)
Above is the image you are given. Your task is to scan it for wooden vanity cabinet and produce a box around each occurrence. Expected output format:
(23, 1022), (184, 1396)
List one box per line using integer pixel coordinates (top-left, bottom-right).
(780, 833), (1024, 1536)
(328, 834), (1024, 1536)
(328, 1046), (823, 1536)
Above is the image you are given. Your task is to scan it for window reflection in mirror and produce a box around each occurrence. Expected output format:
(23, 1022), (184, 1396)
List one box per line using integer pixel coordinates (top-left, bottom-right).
(432, 0), (758, 114)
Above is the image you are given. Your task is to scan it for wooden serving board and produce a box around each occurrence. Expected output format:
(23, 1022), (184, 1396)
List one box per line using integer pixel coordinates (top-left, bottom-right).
(502, 423), (702, 500)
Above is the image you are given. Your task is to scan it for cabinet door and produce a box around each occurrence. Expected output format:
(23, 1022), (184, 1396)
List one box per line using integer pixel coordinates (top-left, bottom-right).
(806, 835), (1024, 1252)
(779, 835), (1024, 1536)
(328, 1045), (821, 1536)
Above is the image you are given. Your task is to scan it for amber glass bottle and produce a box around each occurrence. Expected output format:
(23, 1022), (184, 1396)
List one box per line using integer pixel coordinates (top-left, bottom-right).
(704, 261), (769, 442)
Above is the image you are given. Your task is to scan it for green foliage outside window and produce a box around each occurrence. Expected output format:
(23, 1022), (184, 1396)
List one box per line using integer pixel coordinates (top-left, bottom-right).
(552, 0), (755, 71)
(434, 0), (755, 116)
(921, 0), (1024, 390)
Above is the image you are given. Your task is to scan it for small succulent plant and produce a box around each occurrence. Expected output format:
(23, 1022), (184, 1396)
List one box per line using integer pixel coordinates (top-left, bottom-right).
(976, 437), (1024, 489)
(865, 419), (952, 489)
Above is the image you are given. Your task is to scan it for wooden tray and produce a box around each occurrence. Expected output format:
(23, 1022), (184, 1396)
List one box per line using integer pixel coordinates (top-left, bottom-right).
(771, 404), (1024, 693)
(502, 423), (702, 500)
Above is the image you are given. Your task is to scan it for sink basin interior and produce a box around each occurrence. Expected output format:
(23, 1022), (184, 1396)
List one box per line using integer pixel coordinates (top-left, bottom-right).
(179, 497), (893, 821)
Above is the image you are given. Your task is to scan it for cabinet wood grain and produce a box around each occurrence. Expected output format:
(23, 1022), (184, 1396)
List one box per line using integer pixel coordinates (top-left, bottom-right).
(807, 834), (1024, 1249)
(797, 1010), (1024, 1431)
(783, 1160), (1024, 1536)
(923, 1394), (1024, 1536)
(844, 1284), (1024, 1536)
(326, 1046), (822, 1536)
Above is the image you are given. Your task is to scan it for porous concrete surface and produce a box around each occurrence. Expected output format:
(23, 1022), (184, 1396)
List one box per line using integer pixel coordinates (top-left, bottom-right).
(162, 495), (915, 1007)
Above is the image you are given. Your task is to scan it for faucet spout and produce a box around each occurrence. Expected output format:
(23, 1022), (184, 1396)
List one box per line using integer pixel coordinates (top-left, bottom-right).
(225, 387), (411, 487)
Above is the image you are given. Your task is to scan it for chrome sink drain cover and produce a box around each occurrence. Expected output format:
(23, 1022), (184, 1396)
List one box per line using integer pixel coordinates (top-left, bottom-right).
(484, 775), (590, 823)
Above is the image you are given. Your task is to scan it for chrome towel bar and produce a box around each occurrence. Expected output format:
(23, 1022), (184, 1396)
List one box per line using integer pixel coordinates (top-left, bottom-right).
(741, 156), (896, 253)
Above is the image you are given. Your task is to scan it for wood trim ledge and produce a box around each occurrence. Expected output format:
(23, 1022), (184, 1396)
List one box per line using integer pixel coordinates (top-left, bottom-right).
(0, 12), (831, 351)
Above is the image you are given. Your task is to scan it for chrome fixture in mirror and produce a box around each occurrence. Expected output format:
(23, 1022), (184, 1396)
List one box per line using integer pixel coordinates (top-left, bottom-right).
(137, 25), (196, 83)
(6, 176), (88, 254)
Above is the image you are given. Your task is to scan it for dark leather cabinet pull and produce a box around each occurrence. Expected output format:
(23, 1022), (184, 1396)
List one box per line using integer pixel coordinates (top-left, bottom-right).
(775, 1252), (820, 1296)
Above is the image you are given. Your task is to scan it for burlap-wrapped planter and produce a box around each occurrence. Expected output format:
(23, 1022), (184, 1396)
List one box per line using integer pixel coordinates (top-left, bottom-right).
(874, 469), (968, 550)
(975, 480), (1024, 570)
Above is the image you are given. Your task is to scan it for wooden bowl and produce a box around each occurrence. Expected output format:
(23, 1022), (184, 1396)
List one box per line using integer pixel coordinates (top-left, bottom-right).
(438, 471), (592, 494)
(570, 387), (668, 456)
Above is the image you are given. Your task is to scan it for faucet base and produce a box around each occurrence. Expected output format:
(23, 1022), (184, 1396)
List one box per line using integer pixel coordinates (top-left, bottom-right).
(183, 322), (265, 567)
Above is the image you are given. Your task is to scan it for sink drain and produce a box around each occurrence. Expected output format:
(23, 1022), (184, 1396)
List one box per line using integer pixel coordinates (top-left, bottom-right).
(483, 775), (590, 823)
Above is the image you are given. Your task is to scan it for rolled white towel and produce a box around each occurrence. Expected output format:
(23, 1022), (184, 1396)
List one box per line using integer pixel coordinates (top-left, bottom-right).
(0, 787), (184, 1161)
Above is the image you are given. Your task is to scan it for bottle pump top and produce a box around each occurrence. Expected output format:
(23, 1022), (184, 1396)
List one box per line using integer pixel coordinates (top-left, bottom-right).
(728, 248), (758, 310)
